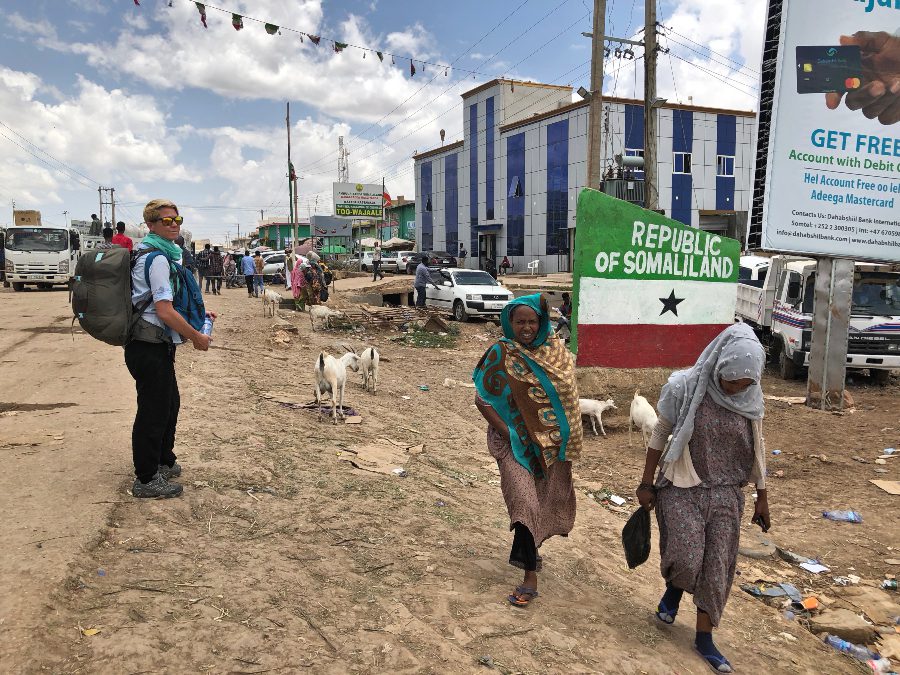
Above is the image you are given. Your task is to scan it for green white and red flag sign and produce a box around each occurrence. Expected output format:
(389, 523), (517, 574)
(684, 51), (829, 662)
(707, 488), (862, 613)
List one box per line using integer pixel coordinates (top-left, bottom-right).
(572, 189), (740, 368)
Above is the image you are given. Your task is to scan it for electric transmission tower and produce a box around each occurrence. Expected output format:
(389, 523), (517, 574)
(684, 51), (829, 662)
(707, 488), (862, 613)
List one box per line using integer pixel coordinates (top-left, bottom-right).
(337, 136), (349, 183)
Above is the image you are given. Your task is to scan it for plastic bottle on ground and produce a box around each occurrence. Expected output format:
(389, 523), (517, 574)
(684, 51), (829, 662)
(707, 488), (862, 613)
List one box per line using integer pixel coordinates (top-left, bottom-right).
(822, 634), (878, 662)
(822, 510), (863, 523)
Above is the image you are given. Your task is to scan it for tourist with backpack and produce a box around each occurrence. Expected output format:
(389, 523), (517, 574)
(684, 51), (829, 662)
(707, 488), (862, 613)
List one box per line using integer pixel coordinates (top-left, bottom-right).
(125, 199), (215, 498)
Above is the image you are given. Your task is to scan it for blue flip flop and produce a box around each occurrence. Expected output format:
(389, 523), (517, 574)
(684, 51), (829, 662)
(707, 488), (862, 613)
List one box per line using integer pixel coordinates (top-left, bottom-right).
(655, 599), (678, 624)
(508, 586), (539, 607)
(695, 647), (733, 673)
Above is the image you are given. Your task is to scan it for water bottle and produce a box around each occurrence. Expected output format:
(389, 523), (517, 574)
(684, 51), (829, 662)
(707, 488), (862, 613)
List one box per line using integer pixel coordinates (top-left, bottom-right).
(867, 657), (892, 674)
(881, 580), (898, 591)
(822, 510), (863, 523)
(823, 634), (878, 662)
(200, 316), (214, 337)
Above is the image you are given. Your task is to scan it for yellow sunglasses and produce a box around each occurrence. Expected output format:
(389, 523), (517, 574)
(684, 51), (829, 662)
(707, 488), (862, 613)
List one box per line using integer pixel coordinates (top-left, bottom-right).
(156, 216), (184, 226)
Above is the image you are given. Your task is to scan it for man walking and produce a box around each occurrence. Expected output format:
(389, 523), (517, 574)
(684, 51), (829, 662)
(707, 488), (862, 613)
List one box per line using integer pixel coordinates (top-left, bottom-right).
(241, 249), (255, 297)
(414, 255), (439, 308)
(112, 222), (134, 252)
(127, 198), (214, 498)
(372, 241), (385, 281)
(196, 243), (212, 289)
(206, 246), (224, 295)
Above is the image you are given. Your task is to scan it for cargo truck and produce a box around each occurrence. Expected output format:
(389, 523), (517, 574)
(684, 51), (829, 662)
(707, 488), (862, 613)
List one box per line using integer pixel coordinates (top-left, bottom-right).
(4, 210), (81, 291)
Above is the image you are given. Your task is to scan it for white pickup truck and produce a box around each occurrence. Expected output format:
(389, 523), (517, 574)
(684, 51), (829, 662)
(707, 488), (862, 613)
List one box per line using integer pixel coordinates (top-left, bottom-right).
(736, 255), (900, 382)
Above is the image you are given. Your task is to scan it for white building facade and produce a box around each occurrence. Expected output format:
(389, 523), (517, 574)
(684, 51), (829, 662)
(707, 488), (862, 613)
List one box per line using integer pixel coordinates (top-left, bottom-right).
(413, 78), (756, 273)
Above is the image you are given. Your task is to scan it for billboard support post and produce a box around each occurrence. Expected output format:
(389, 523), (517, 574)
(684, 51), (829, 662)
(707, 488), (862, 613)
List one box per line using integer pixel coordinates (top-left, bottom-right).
(806, 257), (854, 411)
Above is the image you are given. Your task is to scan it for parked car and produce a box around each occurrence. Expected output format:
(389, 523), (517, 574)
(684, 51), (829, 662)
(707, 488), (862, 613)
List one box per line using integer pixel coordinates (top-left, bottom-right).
(404, 251), (457, 274)
(358, 249), (398, 272)
(393, 250), (416, 273)
(261, 252), (286, 280)
(426, 268), (514, 322)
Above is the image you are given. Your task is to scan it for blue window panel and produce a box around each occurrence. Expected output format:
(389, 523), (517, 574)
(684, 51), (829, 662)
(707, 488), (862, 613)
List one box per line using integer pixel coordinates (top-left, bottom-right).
(421, 161), (433, 250)
(624, 104), (644, 150)
(716, 114), (736, 210)
(545, 119), (569, 256)
(506, 133), (525, 256)
(445, 153), (458, 252)
(672, 109), (693, 153)
(671, 173), (692, 225)
(469, 103), (478, 253)
(485, 97), (495, 220)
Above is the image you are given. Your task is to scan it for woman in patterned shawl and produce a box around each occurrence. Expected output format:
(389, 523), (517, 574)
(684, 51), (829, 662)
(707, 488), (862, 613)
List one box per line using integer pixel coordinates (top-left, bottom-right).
(473, 293), (582, 608)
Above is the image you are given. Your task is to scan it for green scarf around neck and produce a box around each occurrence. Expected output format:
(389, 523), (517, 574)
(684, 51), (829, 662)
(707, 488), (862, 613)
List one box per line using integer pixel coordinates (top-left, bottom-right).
(143, 232), (183, 262)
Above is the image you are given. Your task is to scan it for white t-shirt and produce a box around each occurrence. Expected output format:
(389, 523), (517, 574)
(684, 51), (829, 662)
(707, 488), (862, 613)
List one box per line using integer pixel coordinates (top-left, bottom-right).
(131, 244), (183, 344)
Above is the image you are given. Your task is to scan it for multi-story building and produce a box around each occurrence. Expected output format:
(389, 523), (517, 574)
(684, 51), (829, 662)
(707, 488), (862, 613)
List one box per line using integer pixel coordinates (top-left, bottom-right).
(413, 78), (756, 273)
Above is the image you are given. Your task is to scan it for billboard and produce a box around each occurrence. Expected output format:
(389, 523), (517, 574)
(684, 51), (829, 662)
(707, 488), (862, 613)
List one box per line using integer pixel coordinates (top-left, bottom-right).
(333, 182), (384, 218)
(573, 190), (740, 368)
(310, 215), (353, 237)
(757, 0), (900, 263)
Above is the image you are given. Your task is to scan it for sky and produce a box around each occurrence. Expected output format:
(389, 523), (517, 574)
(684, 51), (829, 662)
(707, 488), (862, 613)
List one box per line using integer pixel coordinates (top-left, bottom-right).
(0, 0), (764, 242)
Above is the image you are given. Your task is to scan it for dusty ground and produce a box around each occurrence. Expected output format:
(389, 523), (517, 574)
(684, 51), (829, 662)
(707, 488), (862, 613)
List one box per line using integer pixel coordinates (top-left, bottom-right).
(1, 283), (897, 674)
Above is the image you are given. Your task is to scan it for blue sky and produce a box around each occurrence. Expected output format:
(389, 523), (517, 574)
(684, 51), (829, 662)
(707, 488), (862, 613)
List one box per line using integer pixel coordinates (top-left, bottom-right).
(0, 0), (762, 241)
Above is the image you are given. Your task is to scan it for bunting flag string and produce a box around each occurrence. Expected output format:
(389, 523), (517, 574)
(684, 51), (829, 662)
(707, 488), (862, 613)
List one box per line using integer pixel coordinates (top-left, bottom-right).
(264, 23), (279, 35)
(231, 13), (243, 31)
(195, 2), (207, 28)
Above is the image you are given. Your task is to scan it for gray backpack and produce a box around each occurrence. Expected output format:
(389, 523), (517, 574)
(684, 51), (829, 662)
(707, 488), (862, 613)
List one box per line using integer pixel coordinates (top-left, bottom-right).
(71, 247), (153, 346)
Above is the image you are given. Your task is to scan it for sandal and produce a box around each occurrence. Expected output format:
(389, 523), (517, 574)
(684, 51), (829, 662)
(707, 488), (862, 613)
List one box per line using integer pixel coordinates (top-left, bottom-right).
(695, 647), (733, 673)
(655, 599), (678, 624)
(507, 586), (539, 607)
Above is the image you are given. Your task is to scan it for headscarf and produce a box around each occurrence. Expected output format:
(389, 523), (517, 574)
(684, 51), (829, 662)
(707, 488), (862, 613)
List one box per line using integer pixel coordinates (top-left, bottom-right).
(657, 322), (765, 463)
(473, 294), (582, 475)
(307, 251), (320, 262)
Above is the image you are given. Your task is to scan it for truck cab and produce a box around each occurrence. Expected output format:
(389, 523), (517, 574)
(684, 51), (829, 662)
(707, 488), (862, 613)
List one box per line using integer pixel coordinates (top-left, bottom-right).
(736, 255), (900, 382)
(4, 226), (81, 291)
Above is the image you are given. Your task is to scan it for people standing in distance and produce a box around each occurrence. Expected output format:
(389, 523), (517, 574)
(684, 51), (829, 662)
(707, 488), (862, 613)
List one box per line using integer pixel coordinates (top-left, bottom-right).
(473, 294), (582, 608)
(96, 227), (118, 250)
(372, 241), (385, 281)
(196, 243), (212, 289)
(458, 243), (468, 268)
(223, 252), (237, 288)
(175, 236), (196, 280)
(414, 255), (439, 308)
(636, 323), (770, 674)
(252, 251), (265, 297)
(241, 249), (255, 297)
(206, 246), (223, 295)
(112, 222), (134, 252)
(284, 246), (294, 291)
(126, 199), (216, 499)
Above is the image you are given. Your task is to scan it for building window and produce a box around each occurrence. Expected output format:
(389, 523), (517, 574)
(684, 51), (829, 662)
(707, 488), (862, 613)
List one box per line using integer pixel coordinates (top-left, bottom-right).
(445, 153), (458, 251)
(546, 119), (569, 256)
(486, 96), (495, 220)
(506, 133), (525, 256)
(508, 175), (522, 198)
(674, 152), (692, 174)
(624, 148), (644, 159)
(716, 155), (735, 177)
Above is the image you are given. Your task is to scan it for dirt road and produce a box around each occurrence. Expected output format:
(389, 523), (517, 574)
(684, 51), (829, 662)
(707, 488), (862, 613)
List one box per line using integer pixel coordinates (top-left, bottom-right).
(1, 285), (896, 673)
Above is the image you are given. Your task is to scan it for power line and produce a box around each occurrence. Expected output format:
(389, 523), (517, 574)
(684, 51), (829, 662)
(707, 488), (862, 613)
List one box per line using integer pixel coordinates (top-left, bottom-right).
(668, 53), (758, 99)
(660, 25), (760, 77)
(662, 34), (760, 85)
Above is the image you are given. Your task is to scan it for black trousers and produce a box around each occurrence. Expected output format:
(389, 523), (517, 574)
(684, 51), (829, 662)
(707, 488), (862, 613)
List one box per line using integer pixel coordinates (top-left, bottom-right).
(245, 274), (255, 295)
(415, 285), (427, 307)
(205, 275), (222, 292)
(124, 340), (179, 483)
(372, 260), (383, 281)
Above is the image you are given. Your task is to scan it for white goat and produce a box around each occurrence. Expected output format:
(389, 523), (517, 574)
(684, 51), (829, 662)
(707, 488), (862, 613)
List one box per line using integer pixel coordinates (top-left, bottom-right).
(314, 351), (361, 423)
(579, 398), (616, 436)
(629, 390), (659, 449)
(359, 346), (380, 394)
(262, 289), (282, 317)
(309, 305), (343, 330)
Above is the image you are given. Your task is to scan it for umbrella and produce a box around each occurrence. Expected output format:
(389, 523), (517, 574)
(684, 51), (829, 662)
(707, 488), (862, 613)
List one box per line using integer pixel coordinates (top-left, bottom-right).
(382, 237), (414, 250)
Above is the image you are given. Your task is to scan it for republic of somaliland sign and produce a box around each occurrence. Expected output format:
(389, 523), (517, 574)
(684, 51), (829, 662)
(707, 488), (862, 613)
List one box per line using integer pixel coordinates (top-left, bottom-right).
(573, 189), (740, 368)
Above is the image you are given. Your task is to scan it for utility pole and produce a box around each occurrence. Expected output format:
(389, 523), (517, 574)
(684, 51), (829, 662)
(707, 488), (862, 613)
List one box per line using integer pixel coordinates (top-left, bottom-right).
(62, 210), (68, 227)
(643, 0), (659, 211)
(586, 0), (607, 191)
(286, 102), (297, 246)
(110, 187), (116, 227)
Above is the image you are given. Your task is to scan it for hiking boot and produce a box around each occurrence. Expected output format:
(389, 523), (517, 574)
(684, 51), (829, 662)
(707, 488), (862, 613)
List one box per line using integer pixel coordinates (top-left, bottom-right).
(132, 473), (183, 499)
(158, 462), (182, 479)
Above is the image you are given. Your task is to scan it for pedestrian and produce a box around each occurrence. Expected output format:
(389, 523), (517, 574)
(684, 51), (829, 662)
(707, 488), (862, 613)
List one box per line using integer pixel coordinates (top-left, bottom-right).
(205, 246), (223, 295)
(498, 256), (512, 276)
(372, 241), (384, 281)
(223, 254), (237, 288)
(473, 294), (581, 607)
(459, 243), (468, 268)
(305, 251), (323, 306)
(241, 249), (255, 297)
(284, 247), (294, 291)
(96, 226), (118, 250)
(414, 255), (439, 308)
(112, 222), (134, 252)
(196, 243), (212, 288)
(126, 198), (214, 498)
(89, 213), (102, 236)
(636, 322), (769, 674)
(253, 251), (265, 297)
(290, 255), (308, 312)
(175, 236), (196, 279)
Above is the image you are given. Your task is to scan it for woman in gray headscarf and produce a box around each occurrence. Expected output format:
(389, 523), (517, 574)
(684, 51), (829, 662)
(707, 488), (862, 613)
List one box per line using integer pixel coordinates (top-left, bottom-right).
(635, 322), (770, 674)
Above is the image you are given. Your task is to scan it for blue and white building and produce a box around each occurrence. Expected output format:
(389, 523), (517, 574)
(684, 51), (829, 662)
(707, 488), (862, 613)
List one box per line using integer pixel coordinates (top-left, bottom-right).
(413, 78), (756, 273)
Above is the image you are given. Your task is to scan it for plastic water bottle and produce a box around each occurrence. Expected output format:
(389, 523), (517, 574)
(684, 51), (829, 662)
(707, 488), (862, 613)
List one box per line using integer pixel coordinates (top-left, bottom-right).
(822, 510), (863, 523)
(881, 580), (898, 591)
(823, 634), (878, 662)
(200, 316), (214, 337)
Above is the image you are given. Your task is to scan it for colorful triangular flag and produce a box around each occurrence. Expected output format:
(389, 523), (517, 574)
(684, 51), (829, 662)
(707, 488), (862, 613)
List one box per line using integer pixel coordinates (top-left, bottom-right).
(133, 0), (140, 5)
(410, 60), (416, 77)
(195, 2), (207, 28)
(265, 23), (279, 35)
(307, 34), (321, 46)
(232, 13), (243, 31)
(333, 41), (348, 53)
(376, 51), (384, 62)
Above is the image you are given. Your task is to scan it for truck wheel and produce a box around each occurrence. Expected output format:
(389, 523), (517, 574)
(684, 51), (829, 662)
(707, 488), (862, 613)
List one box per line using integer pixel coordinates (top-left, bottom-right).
(12, 282), (24, 292)
(871, 369), (892, 386)
(779, 345), (797, 380)
(362, 264), (368, 272)
(453, 300), (468, 322)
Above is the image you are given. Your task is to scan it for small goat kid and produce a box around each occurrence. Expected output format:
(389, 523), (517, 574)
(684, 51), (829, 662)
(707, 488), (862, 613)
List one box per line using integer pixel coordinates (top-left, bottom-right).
(629, 391), (658, 450)
(359, 347), (380, 394)
(314, 351), (361, 423)
(578, 398), (616, 436)
(262, 289), (282, 317)
(309, 305), (342, 330)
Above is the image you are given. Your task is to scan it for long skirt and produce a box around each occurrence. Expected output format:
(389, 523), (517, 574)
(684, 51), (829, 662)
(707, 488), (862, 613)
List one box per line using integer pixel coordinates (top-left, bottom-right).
(655, 485), (744, 626)
(487, 427), (576, 572)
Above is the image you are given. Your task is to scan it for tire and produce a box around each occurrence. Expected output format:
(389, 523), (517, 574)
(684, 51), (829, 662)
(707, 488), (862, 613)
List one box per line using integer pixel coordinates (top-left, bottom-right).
(778, 344), (798, 380)
(12, 282), (24, 292)
(871, 369), (892, 386)
(453, 300), (468, 322)
(362, 264), (368, 272)
(407, 264), (414, 275)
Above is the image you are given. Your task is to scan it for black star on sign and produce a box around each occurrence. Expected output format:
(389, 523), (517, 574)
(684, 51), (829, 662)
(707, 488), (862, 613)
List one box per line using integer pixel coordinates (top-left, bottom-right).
(659, 290), (685, 317)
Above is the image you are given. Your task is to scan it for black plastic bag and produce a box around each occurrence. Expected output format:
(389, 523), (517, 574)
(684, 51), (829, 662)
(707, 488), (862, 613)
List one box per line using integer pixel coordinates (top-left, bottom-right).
(622, 507), (651, 569)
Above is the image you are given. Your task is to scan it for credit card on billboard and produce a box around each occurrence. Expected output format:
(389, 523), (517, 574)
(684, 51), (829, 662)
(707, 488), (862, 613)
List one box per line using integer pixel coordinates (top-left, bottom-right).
(795, 46), (862, 94)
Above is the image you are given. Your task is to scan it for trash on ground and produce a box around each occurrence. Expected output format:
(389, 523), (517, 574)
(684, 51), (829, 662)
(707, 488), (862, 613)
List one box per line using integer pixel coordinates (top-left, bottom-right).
(443, 378), (476, 389)
(419, 385), (430, 391)
(771, 449), (782, 456)
(81, 627), (101, 636)
(741, 581), (803, 603)
(800, 561), (831, 574)
(345, 416), (362, 425)
(882, 580), (898, 591)
(608, 494), (627, 506)
(777, 547), (815, 566)
(884, 448), (897, 455)
(338, 439), (423, 476)
(822, 633), (879, 663)
(801, 596), (819, 610)
(822, 510), (863, 523)
(97, 569), (106, 577)
(391, 468), (407, 477)
(869, 480), (900, 495)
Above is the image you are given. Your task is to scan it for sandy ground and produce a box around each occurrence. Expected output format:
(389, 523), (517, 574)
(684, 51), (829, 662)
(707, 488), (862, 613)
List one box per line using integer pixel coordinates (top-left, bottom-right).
(1, 283), (897, 674)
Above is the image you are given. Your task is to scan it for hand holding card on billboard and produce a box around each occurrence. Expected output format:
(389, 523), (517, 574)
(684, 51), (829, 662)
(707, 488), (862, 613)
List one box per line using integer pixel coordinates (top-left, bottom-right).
(824, 31), (900, 125)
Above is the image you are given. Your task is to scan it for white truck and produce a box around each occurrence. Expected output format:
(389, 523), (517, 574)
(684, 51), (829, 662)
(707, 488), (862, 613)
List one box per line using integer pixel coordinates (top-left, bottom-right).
(736, 254), (900, 383)
(4, 210), (82, 291)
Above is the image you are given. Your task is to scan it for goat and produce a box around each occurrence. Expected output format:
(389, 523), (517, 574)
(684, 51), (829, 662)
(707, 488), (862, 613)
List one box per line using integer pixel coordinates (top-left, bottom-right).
(629, 390), (658, 450)
(262, 289), (282, 317)
(309, 305), (343, 330)
(359, 346), (380, 394)
(314, 351), (361, 423)
(579, 398), (616, 436)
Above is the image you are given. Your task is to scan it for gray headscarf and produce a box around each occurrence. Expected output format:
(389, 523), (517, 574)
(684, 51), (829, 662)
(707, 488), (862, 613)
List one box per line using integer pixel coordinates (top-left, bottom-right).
(657, 322), (765, 463)
(307, 251), (320, 262)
